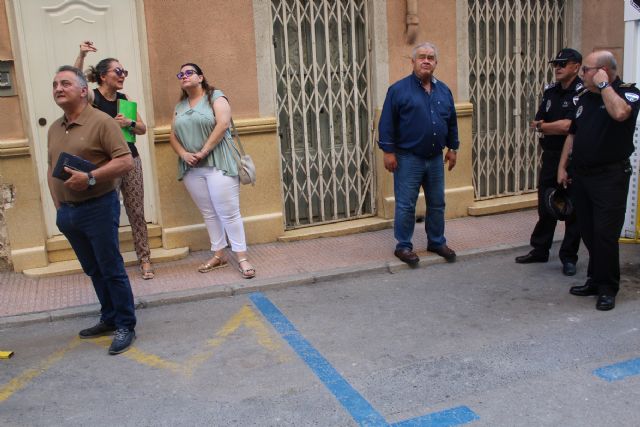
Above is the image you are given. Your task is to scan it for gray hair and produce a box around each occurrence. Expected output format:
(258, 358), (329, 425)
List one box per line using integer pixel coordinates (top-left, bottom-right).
(56, 65), (88, 88)
(412, 42), (438, 60)
(595, 51), (617, 72)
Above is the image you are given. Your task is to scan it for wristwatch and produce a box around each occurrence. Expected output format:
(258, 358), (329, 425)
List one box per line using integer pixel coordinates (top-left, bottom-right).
(536, 121), (543, 132)
(129, 120), (136, 130)
(448, 148), (458, 153)
(597, 81), (610, 91)
(87, 172), (96, 189)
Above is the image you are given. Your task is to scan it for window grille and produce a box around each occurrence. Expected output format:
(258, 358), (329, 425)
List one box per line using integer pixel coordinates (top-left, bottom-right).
(271, 0), (375, 228)
(468, 0), (566, 199)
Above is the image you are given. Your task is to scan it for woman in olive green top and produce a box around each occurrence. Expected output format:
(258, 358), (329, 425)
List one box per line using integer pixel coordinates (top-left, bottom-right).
(169, 63), (255, 279)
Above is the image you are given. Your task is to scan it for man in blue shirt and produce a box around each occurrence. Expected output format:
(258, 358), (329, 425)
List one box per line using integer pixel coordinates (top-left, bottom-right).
(378, 42), (459, 266)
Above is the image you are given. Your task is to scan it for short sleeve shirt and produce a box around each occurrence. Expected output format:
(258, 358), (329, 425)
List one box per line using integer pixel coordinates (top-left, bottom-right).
(569, 78), (640, 168)
(534, 77), (583, 151)
(172, 89), (239, 180)
(48, 104), (131, 203)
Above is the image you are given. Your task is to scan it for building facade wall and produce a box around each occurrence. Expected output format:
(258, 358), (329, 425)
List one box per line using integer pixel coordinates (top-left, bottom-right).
(0, 0), (628, 271)
(1, 0), (49, 271)
(581, 0), (626, 68)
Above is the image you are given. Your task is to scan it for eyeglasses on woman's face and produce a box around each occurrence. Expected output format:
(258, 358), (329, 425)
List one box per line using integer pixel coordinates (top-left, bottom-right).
(177, 69), (198, 79)
(111, 67), (128, 77)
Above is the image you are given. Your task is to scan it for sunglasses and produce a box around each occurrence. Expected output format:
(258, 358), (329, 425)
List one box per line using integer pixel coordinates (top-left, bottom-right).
(177, 69), (198, 79)
(111, 67), (128, 77)
(551, 61), (568, 69)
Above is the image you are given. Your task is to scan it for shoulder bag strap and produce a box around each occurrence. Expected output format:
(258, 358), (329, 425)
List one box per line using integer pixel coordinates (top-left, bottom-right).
(230, 118), (246, 156)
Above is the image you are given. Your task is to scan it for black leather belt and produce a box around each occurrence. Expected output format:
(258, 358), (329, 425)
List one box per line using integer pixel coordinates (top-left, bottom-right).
(573, 159), (631, 176)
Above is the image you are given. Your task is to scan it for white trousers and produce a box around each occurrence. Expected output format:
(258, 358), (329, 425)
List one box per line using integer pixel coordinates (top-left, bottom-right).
(183, 166), (247, 252)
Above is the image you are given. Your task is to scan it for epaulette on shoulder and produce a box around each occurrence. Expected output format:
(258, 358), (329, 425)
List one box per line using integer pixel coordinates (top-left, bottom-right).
(576, 88), (589, 97)
(543, 82), (558, 91)
(619, 82), (636, 88)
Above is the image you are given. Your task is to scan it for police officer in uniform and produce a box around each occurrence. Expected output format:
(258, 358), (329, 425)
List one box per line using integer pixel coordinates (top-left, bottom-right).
(515, 48), (582, 276)
(558, 50), (640, 311)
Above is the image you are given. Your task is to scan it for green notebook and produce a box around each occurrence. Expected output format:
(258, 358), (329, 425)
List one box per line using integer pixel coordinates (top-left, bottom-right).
(117, 99), (137, 143)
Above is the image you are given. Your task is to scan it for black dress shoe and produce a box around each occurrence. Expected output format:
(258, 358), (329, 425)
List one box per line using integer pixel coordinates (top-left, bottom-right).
(596, 295), (615, 311)
(427, 244), (456, 262)
(569, 283), (599, 296)
(394, 248), (419, 266)
(562, 262), (577, 276)
(515, 252), (548, 264)
(79, 320), (116, 339)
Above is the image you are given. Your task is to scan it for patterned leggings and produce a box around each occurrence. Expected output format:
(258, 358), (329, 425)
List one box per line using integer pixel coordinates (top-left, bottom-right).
(120, 156), (151, 264)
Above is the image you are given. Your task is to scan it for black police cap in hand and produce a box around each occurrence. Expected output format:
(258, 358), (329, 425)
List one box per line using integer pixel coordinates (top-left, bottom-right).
(544, 186), (575, 221)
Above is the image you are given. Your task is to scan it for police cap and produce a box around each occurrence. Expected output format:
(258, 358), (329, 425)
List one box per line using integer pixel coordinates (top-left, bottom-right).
(544, 187), (575, 221)
(549, 48), (582, 64)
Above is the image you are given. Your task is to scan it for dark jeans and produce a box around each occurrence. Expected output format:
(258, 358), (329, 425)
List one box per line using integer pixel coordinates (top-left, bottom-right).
(56, 190), (136, 329)
(530, 150), (581, 263)
(571, 166), (631, 296)
(393, 150), (446, 251)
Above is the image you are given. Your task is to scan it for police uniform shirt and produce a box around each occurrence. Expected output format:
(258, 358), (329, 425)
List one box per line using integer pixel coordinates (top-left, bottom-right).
(535, 77), (583, 151)
(570, 77), (640, 169)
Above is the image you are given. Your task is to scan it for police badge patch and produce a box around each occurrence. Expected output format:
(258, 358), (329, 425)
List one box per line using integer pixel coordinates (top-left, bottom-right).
(546, 100), (552, 112)
(576, 105), (583, 118)
(625, 92), (639, 102)
(573, 95), (579, 105)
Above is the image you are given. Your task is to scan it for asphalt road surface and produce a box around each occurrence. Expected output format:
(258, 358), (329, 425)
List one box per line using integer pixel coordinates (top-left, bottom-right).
(1, 244), (639, 426)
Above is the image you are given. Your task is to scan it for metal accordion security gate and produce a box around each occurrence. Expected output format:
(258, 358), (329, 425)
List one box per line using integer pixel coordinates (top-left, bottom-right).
(270, 0), (375, 229)
(468, 0), (567, 199)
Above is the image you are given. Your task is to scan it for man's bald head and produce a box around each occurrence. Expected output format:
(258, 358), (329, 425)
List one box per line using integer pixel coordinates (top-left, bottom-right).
(587, 50), (618, 79)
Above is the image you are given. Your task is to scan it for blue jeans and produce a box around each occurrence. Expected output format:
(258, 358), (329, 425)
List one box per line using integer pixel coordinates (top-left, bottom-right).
(393, 150), (446, 251)
(56, 190), (136, 330)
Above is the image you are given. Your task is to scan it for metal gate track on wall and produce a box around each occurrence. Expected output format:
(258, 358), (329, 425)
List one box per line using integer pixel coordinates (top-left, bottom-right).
(468, 0), (567, 200)
(271, 0), (375, 229)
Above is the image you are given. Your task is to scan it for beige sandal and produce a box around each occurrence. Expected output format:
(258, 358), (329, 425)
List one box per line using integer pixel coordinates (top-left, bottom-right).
(237, 258), (256, 279)
(198, 254), (228, 273)
(140, 262), (155, 280)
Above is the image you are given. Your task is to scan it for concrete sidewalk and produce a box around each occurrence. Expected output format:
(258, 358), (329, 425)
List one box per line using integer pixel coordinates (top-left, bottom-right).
(0, 210), (554, 326)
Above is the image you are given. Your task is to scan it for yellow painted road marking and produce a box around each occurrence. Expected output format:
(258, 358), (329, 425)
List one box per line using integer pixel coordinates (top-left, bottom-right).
(0, 351), (14, 359)
(0, 304), (288, 404)
(0, 338), (81, 403)
(90, 304), (289, 376)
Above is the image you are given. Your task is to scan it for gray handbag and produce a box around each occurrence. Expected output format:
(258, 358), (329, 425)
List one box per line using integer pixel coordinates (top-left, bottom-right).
(230, 118), (256, 186)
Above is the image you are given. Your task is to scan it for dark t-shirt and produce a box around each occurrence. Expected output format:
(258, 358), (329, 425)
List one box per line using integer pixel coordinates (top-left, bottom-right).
(93, 88), (139, 157)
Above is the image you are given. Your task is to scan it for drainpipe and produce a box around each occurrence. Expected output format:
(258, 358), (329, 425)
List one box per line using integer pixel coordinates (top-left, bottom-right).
(406, 0), (419, 44)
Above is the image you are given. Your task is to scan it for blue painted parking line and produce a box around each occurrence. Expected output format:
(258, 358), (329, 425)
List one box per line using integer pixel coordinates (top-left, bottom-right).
(594, 357), (640, 382)
(250, 292), (479, 427)
(391, 406), (479, 427)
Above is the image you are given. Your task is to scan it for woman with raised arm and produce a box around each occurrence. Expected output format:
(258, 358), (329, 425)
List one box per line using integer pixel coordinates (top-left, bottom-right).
(75, 41), (155, 280)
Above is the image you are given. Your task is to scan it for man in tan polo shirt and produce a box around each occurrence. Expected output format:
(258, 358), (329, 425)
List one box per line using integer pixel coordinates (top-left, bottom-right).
(48, 65), (136, 355)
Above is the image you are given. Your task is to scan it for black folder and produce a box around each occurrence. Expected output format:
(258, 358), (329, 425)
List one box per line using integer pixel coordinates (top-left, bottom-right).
(52, 152), (97, 181)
